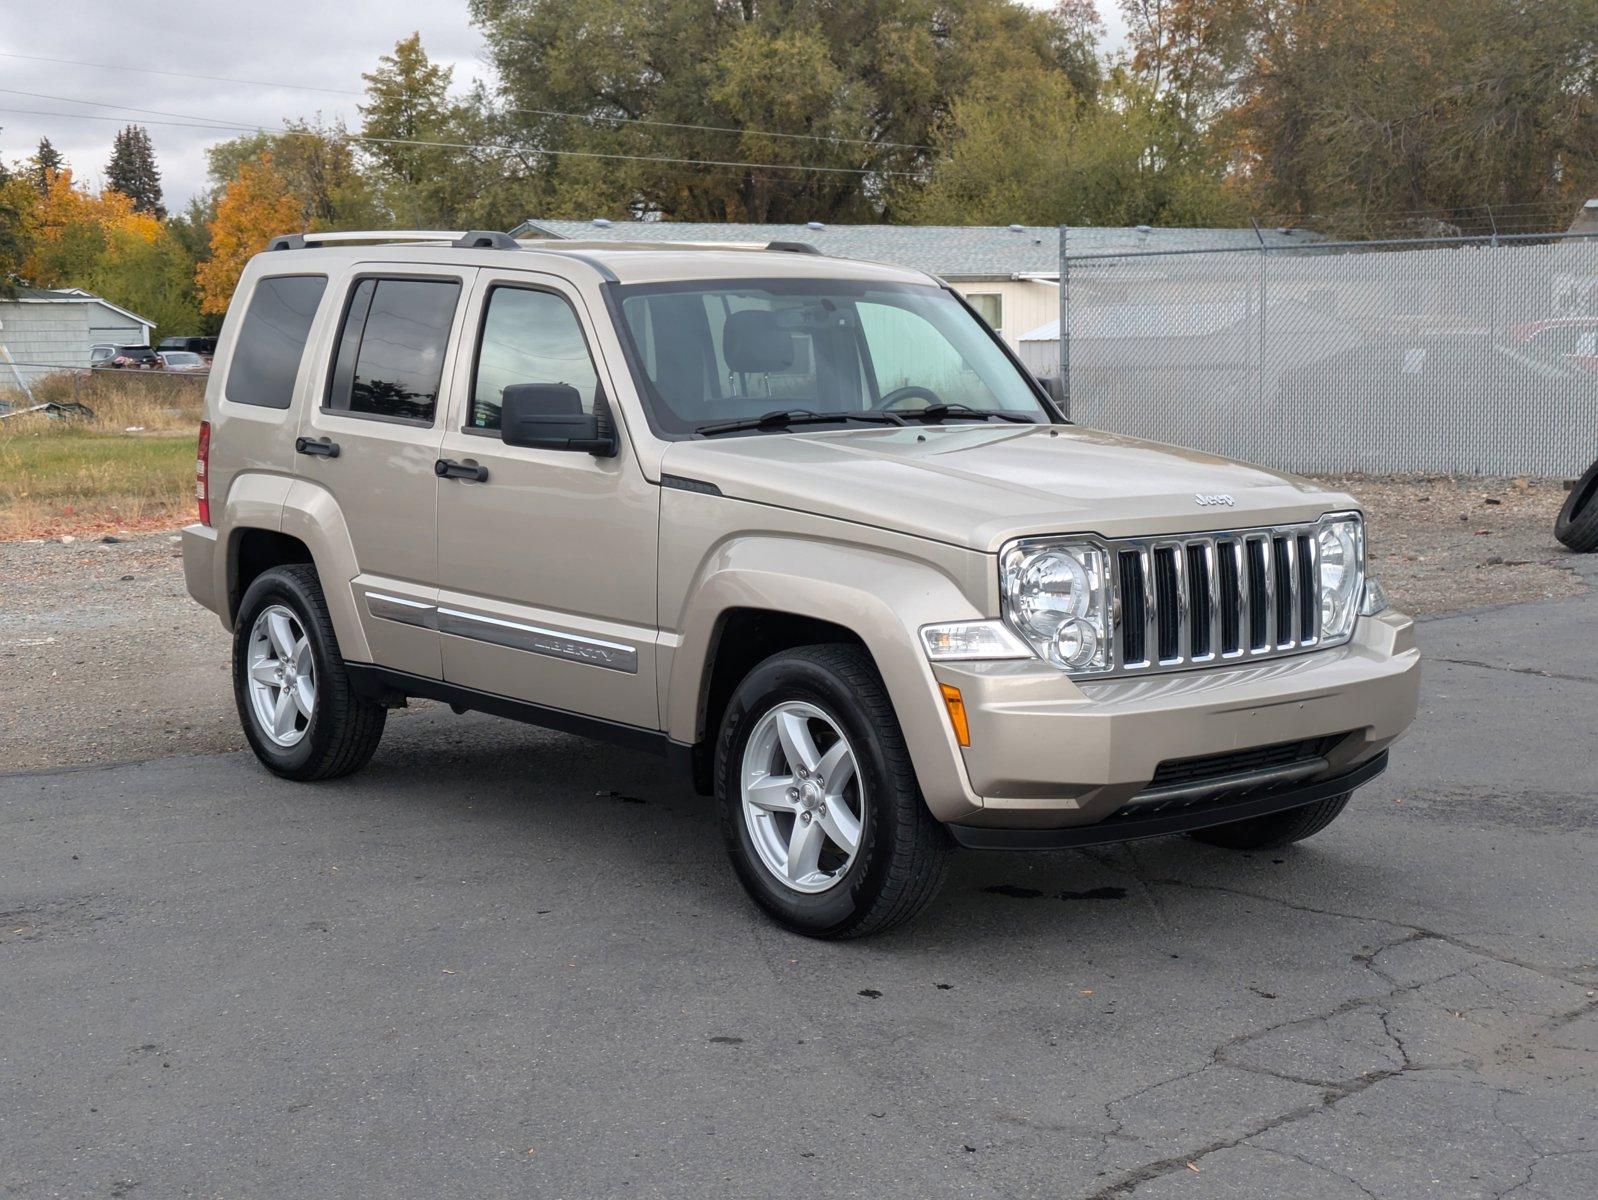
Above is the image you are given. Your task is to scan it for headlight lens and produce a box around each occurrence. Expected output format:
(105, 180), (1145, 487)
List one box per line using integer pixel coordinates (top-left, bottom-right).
(919, 620), (1034, 662)
(1316, 514), (1365, 643)
(1001, 541), (1112, 673)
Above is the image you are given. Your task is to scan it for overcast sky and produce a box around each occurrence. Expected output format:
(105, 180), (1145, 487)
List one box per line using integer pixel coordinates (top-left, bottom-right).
(0, 0), (1125, 211)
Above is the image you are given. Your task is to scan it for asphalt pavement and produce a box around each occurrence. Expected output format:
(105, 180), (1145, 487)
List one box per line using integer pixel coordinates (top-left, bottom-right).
(3, 564), (1596, 1200)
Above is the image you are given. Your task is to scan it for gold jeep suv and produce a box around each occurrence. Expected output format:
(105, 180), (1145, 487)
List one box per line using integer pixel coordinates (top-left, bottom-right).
(183, 230), (1419, 937)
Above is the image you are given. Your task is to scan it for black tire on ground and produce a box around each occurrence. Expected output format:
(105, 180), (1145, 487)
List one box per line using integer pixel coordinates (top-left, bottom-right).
(715, 644), (951, 939)
(232, 564), (386, 781)
(1555, 458), (1598, 553)
(1188, 792), (1353, 850)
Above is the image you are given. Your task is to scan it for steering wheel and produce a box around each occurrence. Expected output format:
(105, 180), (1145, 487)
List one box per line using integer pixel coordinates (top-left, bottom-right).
(872, 384), (944, 412)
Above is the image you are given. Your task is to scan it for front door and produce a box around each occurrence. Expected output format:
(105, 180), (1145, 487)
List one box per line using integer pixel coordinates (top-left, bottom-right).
(294, 263), (474, 678)
(433, 272), (660, 730)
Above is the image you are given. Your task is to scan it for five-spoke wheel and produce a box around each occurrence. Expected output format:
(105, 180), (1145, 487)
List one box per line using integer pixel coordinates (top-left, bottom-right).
(740, 701), (865, 893)
(245, 604), (316, 747)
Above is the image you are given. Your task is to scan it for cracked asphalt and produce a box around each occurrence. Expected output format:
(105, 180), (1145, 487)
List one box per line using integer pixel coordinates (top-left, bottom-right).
(3, 562), (1596, 1199)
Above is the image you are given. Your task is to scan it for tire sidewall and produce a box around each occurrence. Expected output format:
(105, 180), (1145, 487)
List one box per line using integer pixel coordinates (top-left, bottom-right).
(716, 654), (903, 936)
(1556, 457), (1598, 545)
(232, 568), (342, 778)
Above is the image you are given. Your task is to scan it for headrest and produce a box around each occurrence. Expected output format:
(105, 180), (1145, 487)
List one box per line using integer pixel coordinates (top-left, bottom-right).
(722, 309), (794, 374)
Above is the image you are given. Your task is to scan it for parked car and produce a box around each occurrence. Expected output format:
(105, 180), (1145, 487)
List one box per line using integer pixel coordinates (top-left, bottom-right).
(157, 350), (209, 373)
(89, 343), (160, 369)
(1508, 318), (1598, 373)
(158, 335), (219, 360)
(182, 230), (1419, 938)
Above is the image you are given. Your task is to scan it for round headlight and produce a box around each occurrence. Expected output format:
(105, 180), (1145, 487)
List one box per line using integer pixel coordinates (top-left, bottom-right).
(1011, 550), (1091, 639)
(1054, 616), (1099, 670)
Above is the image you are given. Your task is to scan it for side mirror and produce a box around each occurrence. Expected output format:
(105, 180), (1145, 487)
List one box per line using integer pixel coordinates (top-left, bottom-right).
(499, 383), (616, 456)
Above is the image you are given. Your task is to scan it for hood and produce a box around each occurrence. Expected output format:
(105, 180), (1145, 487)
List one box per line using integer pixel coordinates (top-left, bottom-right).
(659, 424), (1355, 552)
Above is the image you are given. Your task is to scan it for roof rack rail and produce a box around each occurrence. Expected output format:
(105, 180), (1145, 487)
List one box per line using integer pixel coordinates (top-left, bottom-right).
(766, 240), (822, 255)
(266, 230), (522, 252)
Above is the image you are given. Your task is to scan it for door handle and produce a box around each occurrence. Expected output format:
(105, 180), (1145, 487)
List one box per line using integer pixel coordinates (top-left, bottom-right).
(434, 458), (489, 483)
(295, 436), (340, 458)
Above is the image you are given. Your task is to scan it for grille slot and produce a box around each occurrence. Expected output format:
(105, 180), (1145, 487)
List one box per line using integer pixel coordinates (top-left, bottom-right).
(1150, 736), (1343, 789)
(1118, 550), (1146, 665)
(1108, 521), (1333, 676)
(1216, 540), (1241, 654)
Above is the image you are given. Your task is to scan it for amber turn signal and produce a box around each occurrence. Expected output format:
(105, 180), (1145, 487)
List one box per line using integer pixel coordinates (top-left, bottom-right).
(940, 683), (971, 747)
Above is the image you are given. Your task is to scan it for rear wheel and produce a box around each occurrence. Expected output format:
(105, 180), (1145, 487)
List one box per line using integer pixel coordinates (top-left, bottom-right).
(1189, 793), (1352, 850)
(715, 645), (950, 938)
(1555, 457), (1598, 553)
(233, 565), (386, 781)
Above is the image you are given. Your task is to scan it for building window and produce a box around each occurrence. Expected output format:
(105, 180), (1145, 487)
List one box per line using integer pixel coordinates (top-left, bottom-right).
(965, 292), (1003, 334)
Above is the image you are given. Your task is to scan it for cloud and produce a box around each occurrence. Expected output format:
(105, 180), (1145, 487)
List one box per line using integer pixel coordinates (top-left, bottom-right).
(0, 0), (485, 207)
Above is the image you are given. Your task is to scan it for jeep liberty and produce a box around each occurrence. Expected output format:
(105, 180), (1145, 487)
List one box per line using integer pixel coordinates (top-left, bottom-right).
(183, 230), (1420, 937)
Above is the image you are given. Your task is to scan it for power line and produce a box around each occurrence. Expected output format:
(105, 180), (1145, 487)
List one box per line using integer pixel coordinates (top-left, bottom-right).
(0, 48), (933, 152)
(0, 105), (922, 178)
(0, 50), (364, 96)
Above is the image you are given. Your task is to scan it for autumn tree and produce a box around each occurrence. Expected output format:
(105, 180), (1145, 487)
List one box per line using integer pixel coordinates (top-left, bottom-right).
(207, 119), (382, 229)
(18, 168), (197, 337)
(197, 154), (301, 314)
(105, 125), (166, 217)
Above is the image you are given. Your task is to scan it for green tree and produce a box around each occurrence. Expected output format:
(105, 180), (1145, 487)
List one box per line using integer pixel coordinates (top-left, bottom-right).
(31, 137), (65, 194)
(105, 125), (165, 217)
(358, 33), (464, 225)
(469, 0), (1098, 223)
(908, 66), (1241, 228)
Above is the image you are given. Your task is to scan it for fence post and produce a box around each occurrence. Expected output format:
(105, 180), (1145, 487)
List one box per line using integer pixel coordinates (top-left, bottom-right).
(1250, 218), (1269, 424)
(1058, 224), (1070, 419)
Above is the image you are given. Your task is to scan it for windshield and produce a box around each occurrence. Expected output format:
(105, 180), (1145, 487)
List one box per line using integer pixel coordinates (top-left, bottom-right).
(612, 278), (1049, 438)
(163, 352), (201, 365)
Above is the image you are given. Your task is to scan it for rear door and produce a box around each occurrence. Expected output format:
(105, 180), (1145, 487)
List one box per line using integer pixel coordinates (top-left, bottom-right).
(294, 264), (474, 679)
(432, 270), (660, 729)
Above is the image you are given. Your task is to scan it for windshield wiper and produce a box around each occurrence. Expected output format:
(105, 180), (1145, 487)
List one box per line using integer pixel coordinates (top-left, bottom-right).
(696, 409), (906, 437)
(909, 403), (1038, 425)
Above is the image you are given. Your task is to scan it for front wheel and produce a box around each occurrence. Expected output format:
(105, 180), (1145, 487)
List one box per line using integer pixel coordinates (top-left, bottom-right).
(233, 564), (386, 781)
(715, 645), (950, 938)
(1188, 792), (1352, 850)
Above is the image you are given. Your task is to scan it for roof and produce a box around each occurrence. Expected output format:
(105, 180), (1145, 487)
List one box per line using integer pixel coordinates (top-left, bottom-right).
(4, 286), (155, 328)
(517, 219), (1318, 278)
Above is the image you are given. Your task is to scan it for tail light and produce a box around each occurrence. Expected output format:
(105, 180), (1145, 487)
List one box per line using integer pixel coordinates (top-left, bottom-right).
(196, 420), (212, 526)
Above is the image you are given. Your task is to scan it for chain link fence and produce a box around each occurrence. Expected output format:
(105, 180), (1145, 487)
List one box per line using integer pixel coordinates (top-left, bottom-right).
(1057, 230), (1598, 477)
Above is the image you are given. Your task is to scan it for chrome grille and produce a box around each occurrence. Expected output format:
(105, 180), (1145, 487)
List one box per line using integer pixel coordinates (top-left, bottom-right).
(1112, 525), (1321, 674)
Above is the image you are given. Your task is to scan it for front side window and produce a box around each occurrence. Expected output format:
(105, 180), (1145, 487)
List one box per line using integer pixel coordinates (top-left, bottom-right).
(326, 277), (461, 423)
(614, 278), (1047, 438)
(470, 286), (600, 431)
(226, 275), (327, 409)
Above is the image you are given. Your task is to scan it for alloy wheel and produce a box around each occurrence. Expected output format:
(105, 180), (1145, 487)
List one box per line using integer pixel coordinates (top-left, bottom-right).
(740, 701), (866, 894)
(245, 604), (316, 748)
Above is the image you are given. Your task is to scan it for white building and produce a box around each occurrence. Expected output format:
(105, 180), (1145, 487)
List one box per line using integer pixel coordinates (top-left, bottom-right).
(0, 287), (155, 396)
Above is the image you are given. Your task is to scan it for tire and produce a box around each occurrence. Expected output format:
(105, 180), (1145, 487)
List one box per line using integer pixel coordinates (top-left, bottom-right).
(1188, 792), (1352, 850)
(1555, 458), (1598, 553)
(715, 644), (951, 938)
(232, 564), (386, 781)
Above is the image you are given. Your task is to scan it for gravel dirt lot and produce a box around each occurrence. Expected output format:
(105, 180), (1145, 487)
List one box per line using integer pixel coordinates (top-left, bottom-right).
(0, 474), (1583, 772)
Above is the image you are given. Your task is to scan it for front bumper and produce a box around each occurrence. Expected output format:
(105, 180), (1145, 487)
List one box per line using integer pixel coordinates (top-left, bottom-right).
(928, 610), (1418, 828)
(948, 751), (1388, 849)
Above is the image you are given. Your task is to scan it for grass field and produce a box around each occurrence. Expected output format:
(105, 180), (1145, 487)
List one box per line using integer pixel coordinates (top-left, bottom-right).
(1, 371), (204, 539)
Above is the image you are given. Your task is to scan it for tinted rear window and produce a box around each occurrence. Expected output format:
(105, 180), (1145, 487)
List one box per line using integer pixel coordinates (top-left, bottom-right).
(226, 275), (328, 409)
(325, 278), (461, 423)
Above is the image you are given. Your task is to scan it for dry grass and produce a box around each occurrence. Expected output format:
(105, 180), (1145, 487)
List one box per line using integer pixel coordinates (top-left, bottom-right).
(1, 371), (205, 539)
